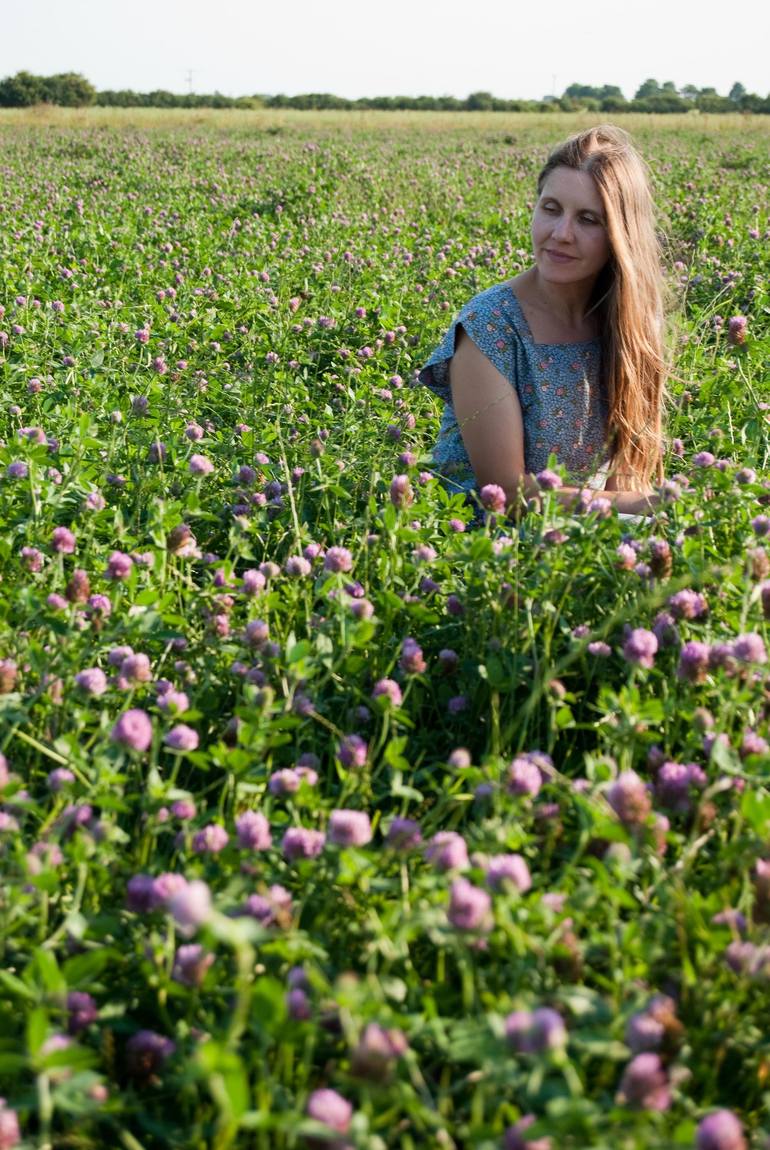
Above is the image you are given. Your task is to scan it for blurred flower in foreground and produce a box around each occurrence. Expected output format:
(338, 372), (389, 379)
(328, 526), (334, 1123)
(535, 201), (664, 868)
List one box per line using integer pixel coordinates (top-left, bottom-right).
(695, 1109), (746, 1150)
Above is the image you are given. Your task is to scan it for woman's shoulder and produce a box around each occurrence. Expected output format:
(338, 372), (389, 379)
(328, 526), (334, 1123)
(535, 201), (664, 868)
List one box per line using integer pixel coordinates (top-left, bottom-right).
(455, 281), (526, 350)
(419, 281), (522, 400)
(457, 280), (518, 322)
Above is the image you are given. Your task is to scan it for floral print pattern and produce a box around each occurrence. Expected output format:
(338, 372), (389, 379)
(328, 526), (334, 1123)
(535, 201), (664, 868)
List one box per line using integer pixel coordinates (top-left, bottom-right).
(418, 282), (609, 495)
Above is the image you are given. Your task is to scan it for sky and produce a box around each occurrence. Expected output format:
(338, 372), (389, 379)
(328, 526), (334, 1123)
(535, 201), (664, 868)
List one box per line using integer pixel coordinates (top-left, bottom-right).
(2, 0), (768, 101)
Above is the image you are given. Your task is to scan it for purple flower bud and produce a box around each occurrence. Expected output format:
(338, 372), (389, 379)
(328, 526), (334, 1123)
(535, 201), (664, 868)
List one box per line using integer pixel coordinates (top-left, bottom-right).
(625, 1011), (665, 1054)
(741, 730), (769, 758)
(172, 943), (214, 987)
(351, 1022), (408, 1081)
(485, 853), (532, 893)
(242, 884), (291, 926)
(677, 641), (711, 683)
(328, 809), (372, 847)
(268, 768), (300, 795)
(286, 987), (311, 1020)
(120, 653), (152, 684)
(0, 1099), (21, 1148)
(51, 526), (76, 553)
(505, 1007), (566, 1054)
(48, 767), (75, 791)
(171, 799), (196, 820)
(622, 629), (658, 669)
(244, 619), (269, 647)
(727, 316), (748, 347)
(306, 1088), (353, 1134)
(448, 877), (492, 932)
(606, 771), (651, 827)
(425, 831), (468, 872)
(399, 637), (426, 674)
(732, 632), (767, 664)
(389, 474), (413, 508)
(191, 824), (229, 854)
(503, 1114), (551, 1150)
(536, 469), (561, 491)
(74, 667), (108, 696)
(696, 1111), (747, 1150)
(126, 874), (156, 913)
(655, 761), (706, 813)
(505, 1010), (536, 1052)
(163, 724), (199, 751)
(508, 756), (543, 798)
(371, 678), (402, 706)
(285, 555), (312, 578)
(189, 454), (214, 475)
(242, 569), (266, 595)
(282, 827), (325, 860)
(111, 709), (153, 752)
(337, 733), (368, 769)
(479, 483), (507, 513)
(126, 1030), (175, 1079)
(324, 546), (353, 573)
(668, 589), (708, 619)
(618, 1053), (670, 1110)
(158, 688), (189, 715)
(386, 817), (421, 849)
(168, 879), (212, 933)
(67, 990), (98, 1035)
(105, 551), (133, 580)
(235, 810), (272, 850)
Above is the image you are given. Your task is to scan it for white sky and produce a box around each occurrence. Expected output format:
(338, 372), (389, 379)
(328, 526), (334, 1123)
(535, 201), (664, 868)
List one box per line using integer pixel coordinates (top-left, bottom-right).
(2, 0), (768, 101)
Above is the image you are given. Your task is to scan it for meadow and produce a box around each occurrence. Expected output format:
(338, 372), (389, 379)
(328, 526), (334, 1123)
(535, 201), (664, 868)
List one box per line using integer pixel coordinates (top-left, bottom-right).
(0, 109), (768, 1149)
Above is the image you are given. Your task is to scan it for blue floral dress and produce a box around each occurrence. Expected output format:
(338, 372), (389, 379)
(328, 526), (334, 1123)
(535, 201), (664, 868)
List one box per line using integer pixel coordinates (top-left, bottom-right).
(418, 282), (610, 497)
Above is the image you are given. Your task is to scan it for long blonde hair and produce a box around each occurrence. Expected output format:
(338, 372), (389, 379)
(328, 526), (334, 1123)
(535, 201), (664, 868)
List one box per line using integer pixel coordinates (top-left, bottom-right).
(537, 125), (666, 489)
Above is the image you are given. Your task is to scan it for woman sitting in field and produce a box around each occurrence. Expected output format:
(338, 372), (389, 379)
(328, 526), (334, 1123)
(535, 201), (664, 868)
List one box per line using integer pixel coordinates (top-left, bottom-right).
(419, 124), (666, 518)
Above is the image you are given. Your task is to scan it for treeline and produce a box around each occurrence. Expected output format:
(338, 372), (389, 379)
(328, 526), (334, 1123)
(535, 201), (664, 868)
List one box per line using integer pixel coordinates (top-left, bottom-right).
(1, 71), (769, 114)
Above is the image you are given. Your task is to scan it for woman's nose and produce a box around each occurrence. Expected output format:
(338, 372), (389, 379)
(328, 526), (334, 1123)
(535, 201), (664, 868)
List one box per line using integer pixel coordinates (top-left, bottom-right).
(552, 214), (575, 241)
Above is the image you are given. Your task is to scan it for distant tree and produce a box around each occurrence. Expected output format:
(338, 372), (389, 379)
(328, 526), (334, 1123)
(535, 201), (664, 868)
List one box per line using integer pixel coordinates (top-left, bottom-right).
(634, 78), (661, 100)
(0, 71), (46, 106)
(561, 84), (622, 108)
(5, 73), (768, 115)
(41, 73), (95, 106)
(629, 93), (686, 113)
(466, 91), (494, 111)
(564, 83), (597, 99)
(738, 92), (764, 112)
(600, 95), (628, 112)
(564, 83), (624, 101)
(696, 93), (733, 112)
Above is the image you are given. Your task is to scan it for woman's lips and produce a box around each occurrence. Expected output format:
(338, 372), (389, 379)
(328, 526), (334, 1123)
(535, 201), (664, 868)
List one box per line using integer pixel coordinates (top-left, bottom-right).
(545, 249), (577, 263)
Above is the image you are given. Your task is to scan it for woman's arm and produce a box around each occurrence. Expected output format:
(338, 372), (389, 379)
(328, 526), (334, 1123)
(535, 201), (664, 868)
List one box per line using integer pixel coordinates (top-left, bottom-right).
(449, 328), (658, 517)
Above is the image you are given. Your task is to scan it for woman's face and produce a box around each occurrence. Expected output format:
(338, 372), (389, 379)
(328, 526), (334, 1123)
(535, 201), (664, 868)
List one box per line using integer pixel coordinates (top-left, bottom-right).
(531, 166), (611, 287)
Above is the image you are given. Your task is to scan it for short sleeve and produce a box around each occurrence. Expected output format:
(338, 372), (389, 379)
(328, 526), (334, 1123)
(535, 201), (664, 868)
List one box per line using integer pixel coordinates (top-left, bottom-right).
(417, 287), (519, 403)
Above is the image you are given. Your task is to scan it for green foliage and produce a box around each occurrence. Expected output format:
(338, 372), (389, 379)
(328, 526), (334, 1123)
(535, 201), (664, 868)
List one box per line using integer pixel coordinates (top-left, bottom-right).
(0, 114), (766, 1149)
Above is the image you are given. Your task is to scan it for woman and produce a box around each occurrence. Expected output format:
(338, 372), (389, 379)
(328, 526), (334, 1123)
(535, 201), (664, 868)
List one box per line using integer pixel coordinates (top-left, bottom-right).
(419, 125), (666, 518)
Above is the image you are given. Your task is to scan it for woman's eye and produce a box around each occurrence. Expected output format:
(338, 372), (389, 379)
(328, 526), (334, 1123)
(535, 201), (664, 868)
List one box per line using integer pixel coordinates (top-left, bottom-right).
(542, 203), (557, 213)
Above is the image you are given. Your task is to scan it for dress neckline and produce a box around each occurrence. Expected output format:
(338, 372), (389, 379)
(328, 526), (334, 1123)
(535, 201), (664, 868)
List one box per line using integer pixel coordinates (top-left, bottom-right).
(504, 283), (601, 349)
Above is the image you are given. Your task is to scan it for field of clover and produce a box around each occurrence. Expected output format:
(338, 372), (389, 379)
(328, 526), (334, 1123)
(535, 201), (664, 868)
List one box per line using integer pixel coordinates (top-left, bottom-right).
(0, 110), (768, 1150)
